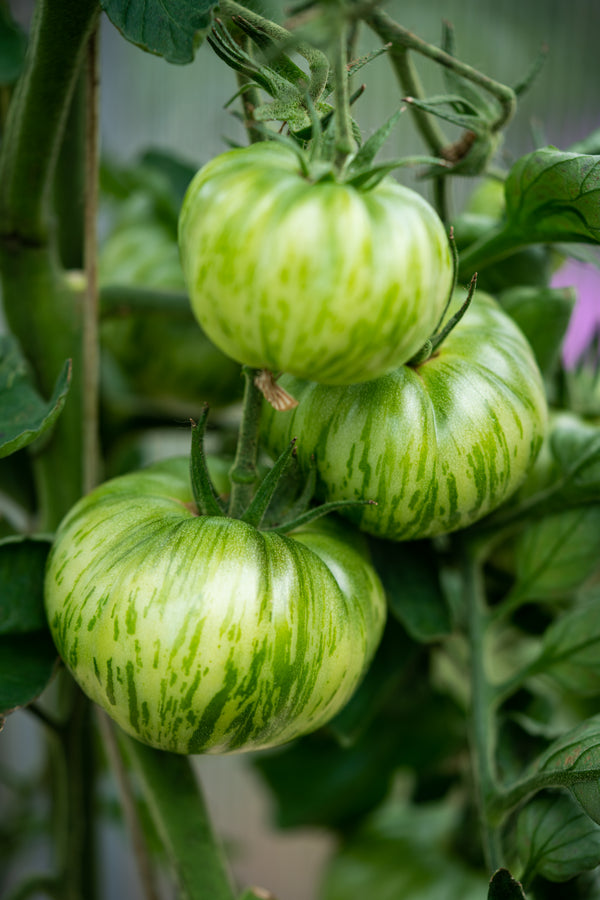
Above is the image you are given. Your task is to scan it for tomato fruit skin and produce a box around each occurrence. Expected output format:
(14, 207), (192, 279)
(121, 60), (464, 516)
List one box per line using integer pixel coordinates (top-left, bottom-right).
(178, 142), (453, 385)
(44, 458), (386, 754)
(261, 292), (548, 541)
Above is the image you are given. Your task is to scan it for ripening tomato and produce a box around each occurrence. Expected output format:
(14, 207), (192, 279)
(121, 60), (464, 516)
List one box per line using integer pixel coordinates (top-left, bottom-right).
(261, 292), (548, 541)
(178, 141), (453, 385)
(44, 458), (386, 754)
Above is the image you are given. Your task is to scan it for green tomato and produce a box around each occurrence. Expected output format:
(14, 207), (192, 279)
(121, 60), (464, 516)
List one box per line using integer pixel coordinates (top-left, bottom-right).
(44, 458), (386, 754)
(261, 292), (548, 541)
(178, 142), (453, 385)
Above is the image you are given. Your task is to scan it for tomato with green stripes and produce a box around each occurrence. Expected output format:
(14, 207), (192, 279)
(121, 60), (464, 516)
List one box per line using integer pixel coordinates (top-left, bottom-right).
(178, 141), (453, 385)
(261, 292), (548, 541)
(44, 458), (386, 754)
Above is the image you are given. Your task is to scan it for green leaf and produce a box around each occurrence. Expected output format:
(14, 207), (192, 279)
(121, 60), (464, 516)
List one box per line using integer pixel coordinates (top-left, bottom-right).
(0, 335), (71, 460)
(368, 538), (451, 642)
(504, 148), (600, 245)
(488, 869), (526, 899)
(530, 715), (600, 824)
(0, 631), (58, 718)
(498, 286), (575, 380)
(534, 596), (600, 695)
(322, 799), (488, 900)
(516, 792), (600, 883)
(513, 508), (600, 601)
(0, 536), (52, 635)
(122, 737), (235, 900)
(100, 0), (217, 65)
(0, 3), (27, 85)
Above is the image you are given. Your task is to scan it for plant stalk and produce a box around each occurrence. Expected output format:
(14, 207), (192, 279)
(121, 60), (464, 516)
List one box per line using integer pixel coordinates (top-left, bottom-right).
(82, 26), (101, 495)
(228, 366), (263, 518)
(332, 11), (355, 171)
(96, 712), (161, 900)
(364, 7), (516, 135)
(463, 545), (504, 871)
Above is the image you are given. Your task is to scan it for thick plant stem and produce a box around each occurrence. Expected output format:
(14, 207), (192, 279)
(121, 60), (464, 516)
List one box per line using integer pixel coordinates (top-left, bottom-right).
(332, 15), (355, 171)
(0, 0), (100, 244)
(124, 738), (236, 900)
(97, 713), (161, 900)
(463, 546), (504, 872)
(46, 682), (98, 900)
(228, 366), (263, 518)
(82, 27), (100, 495)
(0, 0), (100, 528)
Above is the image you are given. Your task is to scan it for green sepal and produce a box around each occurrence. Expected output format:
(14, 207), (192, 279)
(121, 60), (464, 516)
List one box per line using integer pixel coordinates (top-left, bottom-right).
(240, 439), (298, 528)
(229, 11), (308, 88)
(207, 19), (287, 97)
(189, 409), (227, 517)
(409, 274), (476, 366)
(345, 155), (450, 190)
(269, 498), (377, 535)
(428, 275), (476, 355)
(347, 107), (404, 173)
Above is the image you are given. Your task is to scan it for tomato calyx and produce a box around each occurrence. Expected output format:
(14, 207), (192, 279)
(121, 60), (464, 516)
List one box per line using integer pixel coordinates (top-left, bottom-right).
(407, 226), (477, 368)
(190, 404), (375, 534)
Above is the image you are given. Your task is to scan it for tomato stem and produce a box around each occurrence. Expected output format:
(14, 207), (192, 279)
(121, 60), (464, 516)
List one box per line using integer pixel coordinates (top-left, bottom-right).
(462, 546), (504, 871)
(82, 26), (100, 496)
(228, 366), (264, 518)
(332, 6), (356, 173)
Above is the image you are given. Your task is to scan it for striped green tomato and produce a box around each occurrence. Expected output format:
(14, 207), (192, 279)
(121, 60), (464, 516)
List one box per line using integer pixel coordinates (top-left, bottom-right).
(261, 292), (548, 541)
(44, 458), (386, 754)
(178, 141), (453, 385)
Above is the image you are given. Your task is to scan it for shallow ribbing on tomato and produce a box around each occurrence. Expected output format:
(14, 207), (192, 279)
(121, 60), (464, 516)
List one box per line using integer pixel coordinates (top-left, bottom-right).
(44, 458), (386, 754)
(178, 141), (453, 385)
(261, 292), (548, 541)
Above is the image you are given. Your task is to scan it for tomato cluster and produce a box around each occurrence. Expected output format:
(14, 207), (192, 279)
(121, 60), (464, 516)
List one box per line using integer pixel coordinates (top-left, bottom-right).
(44, 142), (547, 755)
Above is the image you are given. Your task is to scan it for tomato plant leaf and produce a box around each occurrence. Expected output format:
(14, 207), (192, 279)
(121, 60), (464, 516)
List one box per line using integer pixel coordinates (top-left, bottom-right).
(0, 3), (27, 85)
(322, 800), (488, 900)
(513, 508), (600, 601)
(100, 0), (216, 65)
(535, 598), (600, 695)
(0, 536), (52, 635)
(529, 715), (600, 824)
(516, 792), (600, 884)
(123, 737), (235, 900)
(0, 335), (71, 460)
(499, 286), (575, 380)
(0, 631), (58, 720)
(488, 869), (526, 899)
(368, 538), (451, 641)
(504, 148), (600, 245)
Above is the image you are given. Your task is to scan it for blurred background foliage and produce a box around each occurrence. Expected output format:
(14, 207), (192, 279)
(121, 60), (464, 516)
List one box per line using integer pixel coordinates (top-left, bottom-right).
(2, 1), (599, 899)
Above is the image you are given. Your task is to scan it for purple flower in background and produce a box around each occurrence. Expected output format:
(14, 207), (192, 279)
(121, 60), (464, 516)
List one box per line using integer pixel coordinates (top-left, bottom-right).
(553, 260), (600, 368)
